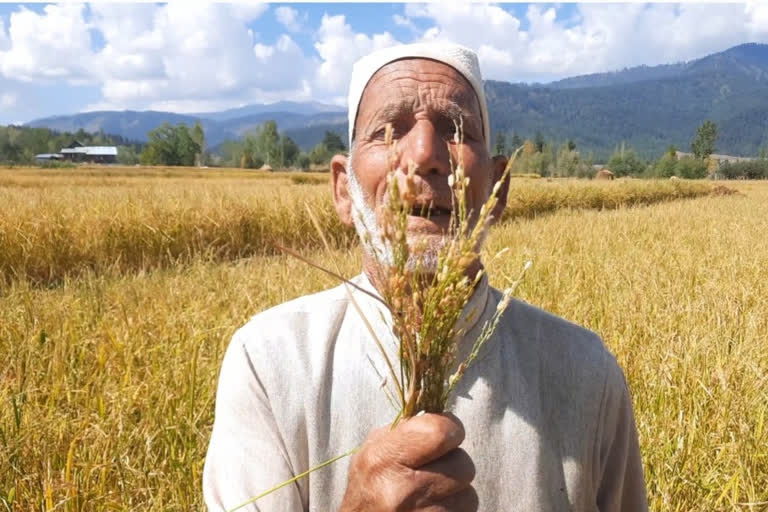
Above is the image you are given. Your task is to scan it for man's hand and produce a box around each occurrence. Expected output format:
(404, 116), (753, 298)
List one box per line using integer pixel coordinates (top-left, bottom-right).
(339, 413), (477, 512)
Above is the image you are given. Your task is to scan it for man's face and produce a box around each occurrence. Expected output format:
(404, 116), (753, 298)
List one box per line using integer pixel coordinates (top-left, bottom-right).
(332, 58), (506, 272)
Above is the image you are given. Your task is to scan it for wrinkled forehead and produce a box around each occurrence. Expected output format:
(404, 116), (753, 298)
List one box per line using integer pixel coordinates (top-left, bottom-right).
(353, 58), (483, 141)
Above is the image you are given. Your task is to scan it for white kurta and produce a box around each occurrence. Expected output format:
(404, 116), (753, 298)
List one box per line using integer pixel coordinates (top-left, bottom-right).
(203, 274), (647, 511)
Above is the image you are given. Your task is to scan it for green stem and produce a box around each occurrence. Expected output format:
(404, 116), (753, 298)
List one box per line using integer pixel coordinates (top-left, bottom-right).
(227, 446), (360, 512)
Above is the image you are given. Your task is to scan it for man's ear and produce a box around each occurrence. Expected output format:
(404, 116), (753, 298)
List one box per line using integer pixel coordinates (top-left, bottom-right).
(331, 154), (354, 226)
(490, 154), (510, 224)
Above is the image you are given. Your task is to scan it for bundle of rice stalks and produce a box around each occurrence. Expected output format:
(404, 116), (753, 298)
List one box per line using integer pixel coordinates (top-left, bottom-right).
(359, 123), (526, 420)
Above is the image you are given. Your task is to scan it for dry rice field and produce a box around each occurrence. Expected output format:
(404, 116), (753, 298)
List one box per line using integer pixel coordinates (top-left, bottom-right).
(0, 166), (766, 511)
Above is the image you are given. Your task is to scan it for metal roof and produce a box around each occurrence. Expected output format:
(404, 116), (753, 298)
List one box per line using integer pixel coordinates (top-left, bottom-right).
(60, 146), (118, 156)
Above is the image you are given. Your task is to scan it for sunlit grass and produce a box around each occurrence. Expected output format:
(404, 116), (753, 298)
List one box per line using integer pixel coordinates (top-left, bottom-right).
(0, 168), (715, 286)
(0, 168), (764, 510)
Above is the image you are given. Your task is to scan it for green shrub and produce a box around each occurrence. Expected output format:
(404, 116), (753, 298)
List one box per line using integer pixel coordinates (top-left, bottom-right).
(652, 153), (678, 178)
(608, 145), (647, 177)
(676, 157), (708, 179)
(720, 160), (768, 179)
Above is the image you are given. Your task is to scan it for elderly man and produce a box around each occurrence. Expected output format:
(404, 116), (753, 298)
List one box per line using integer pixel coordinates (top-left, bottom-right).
(204, 43), (647, 511)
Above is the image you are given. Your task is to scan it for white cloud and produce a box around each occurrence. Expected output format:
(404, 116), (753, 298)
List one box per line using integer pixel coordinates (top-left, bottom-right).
(254, 34), (315, 88)
(0, 2), (306, 114)
(275, 6), (305, 32)
(313, 14), (399, 100)
(402, 2), (768, 82)
(230, 4), (270, 23)
(746, 2), (768, 34)
(392, 13), (418, 34)
(89, 3), (312, 112)
(3, 2), (768, 119)
(568, 4), (761, 72)
(0, 4), (96, 83)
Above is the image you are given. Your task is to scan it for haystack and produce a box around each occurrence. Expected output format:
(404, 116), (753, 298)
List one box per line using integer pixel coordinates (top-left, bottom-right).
(595, 168), (614, 180)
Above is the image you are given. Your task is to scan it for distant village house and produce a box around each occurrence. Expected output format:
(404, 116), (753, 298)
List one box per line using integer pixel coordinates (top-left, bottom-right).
(36, 141), (118, 164)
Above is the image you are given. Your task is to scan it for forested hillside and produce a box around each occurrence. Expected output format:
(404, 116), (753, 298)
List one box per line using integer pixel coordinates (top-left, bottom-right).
(20, 43), (768, 160)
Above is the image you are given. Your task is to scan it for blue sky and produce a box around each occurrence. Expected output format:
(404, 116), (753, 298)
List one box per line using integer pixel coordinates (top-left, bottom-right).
(0, 2), (767, 124)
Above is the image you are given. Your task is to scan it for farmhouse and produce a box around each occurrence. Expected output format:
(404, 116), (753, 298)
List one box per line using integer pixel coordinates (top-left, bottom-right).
(35, 141), (118, 164)
(34, 153), (64, 162)
(60, 141), (118, 164)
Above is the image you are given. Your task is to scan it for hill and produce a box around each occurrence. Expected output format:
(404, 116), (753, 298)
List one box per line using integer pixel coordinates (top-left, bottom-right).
(193, 101), (344, 122)
(27, 105), (347, 152)
(550, 43), (768, 89)
(25, 43), (768, 159)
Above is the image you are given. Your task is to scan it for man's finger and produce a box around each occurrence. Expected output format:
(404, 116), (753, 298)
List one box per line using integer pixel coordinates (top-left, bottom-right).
(387, 413), (465, 468)
(411, 448), (475, 502)
(419, 448), (476, 487)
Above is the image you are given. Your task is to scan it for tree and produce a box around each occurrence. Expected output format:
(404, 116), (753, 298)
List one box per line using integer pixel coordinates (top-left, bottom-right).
(691, 120), (717, 160)
(219, 121), (300, 169)
(513, 141), (554, 176)
(309, 143), (331, 165)
(509, 133), (523, 151)
(0, 129), (23, 163)
(218, 139), (246, 168)
(321, 131), (346, 154)
(666, 145), (678, 158)
(117, 145), (139, 165)
(140, 122), (200, 166)
(494, 132), (506, 156)
(279, 135), (300, 168)
(256, 121), (280, 166)
(554, 143), (589, 177)
(297, 152), (311, 170)
(192, 121), (206, 166)
(534, 131), (545, 153)
(140, 123), (177, 165)
(652, 152), (678, 178)
(239, 121), (280, 168)
(607, 142), (646, 177)
(676, 156), (708, 179)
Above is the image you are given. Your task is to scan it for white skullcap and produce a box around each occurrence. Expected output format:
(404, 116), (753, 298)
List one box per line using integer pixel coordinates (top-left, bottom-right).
(347, 42), (490, 150)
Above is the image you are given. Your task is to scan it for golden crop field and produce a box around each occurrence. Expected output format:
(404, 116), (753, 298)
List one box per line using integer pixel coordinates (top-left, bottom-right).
(0, 166), (766, 511)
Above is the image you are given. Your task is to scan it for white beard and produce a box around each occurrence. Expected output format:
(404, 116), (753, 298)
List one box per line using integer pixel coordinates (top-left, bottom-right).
(347, 160), (445, 274)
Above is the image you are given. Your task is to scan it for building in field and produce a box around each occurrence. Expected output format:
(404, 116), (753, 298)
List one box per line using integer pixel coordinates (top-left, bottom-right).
(59, 141), (118, 164)
(34, 153), (64, 162)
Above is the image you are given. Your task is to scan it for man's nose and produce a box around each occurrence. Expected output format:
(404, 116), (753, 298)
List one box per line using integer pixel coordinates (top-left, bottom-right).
(400, 120), (451, 176)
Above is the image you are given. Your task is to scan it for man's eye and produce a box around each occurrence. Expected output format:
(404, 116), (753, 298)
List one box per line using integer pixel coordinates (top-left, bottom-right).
(372, 127), (388, 139)
(372, 126), (403, 141)
(440, 120), (473, 142)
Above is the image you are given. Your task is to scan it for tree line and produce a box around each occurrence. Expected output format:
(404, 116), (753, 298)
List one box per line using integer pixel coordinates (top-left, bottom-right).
(0, 120), (348, 170)
(3, 117), (768, 178)
(495, 120), (768, 179)
(0, 125), (141, 165)
(136, 119), (347, 170)
(214, 121), (346, 170)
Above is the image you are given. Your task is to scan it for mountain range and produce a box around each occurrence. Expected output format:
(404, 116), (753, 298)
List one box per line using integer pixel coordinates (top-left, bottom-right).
(25, 43), (768, 159)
